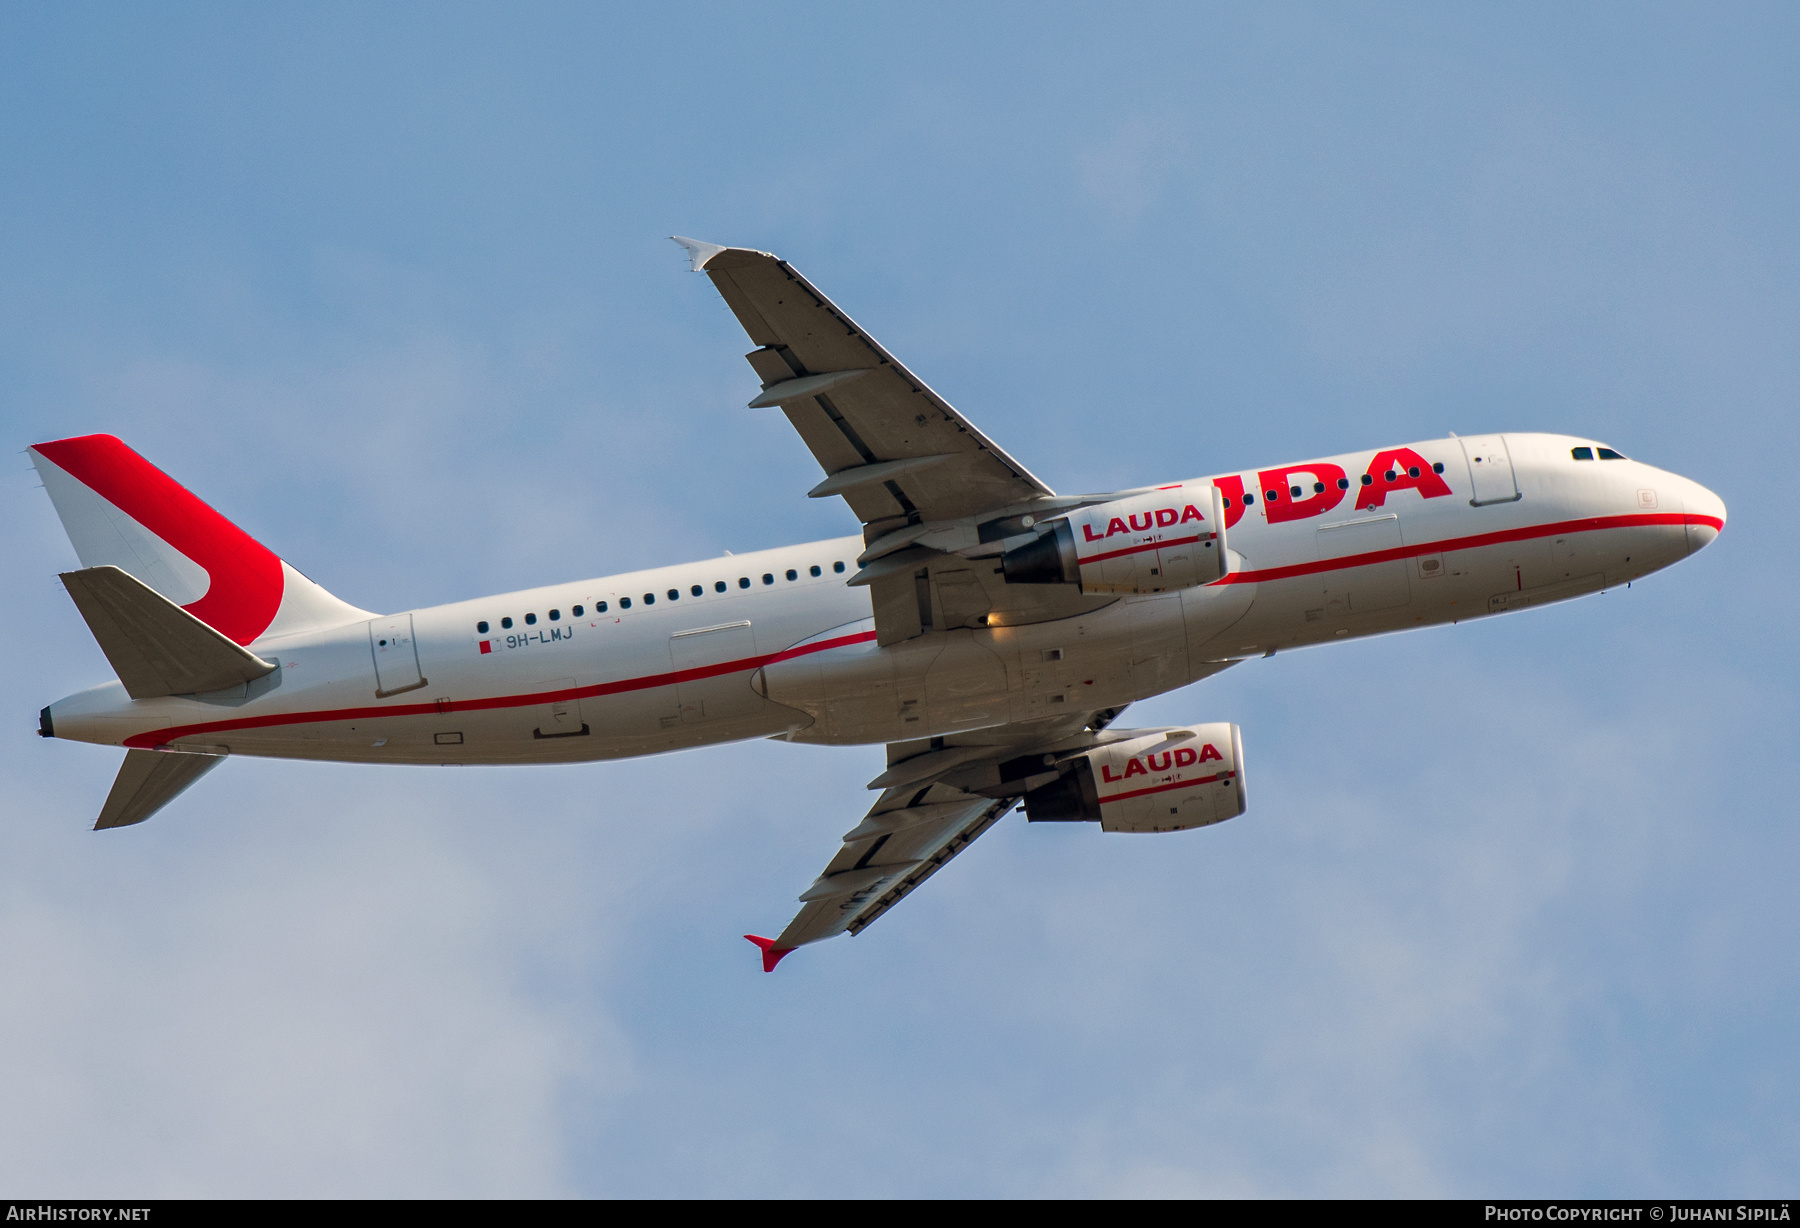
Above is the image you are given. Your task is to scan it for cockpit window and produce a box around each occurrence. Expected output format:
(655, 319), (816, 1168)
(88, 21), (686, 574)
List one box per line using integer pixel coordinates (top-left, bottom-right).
(1571, 447), (1594, 460)
(1597, 447), (1626, 460)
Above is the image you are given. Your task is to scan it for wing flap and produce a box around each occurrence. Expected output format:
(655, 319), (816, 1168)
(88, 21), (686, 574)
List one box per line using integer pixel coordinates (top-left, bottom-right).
(842, 796), (1010, 939)
(778, 398), (872, 495)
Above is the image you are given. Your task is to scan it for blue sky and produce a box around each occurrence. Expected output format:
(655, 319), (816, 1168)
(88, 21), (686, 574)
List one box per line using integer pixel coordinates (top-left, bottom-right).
(1, 1), (1794, 1196)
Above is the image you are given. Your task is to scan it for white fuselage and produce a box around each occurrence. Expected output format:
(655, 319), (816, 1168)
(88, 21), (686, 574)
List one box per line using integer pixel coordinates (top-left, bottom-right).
(46, 433), (1725, 765)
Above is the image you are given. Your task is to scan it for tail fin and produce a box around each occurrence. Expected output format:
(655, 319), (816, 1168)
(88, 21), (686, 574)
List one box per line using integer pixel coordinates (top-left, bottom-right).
(30, 434), (370, 646)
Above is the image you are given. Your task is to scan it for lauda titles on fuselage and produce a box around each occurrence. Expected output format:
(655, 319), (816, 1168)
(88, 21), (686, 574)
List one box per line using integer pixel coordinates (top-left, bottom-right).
(31, 238), (1727, 970)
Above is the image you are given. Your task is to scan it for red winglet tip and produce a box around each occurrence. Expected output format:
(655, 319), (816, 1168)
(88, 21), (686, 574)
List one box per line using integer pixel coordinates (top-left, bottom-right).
(744, 934), (794, 973)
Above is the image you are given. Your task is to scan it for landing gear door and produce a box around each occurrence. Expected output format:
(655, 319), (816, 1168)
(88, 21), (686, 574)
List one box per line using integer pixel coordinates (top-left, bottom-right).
(1460, 435), (1521, 506)
(369, 614), (427, 697)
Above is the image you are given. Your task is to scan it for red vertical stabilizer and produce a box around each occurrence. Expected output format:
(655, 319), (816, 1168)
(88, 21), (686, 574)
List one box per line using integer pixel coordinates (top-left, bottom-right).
(744, 935), (794, 972)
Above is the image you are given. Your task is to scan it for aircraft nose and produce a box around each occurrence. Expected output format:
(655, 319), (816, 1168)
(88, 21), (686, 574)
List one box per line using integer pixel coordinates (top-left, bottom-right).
(1683, 479), (1726, 555)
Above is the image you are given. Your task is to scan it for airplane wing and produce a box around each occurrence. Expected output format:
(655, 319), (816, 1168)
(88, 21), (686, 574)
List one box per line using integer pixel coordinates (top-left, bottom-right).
(746, 708), (1124, 969)
(674, 238), (1055, 529)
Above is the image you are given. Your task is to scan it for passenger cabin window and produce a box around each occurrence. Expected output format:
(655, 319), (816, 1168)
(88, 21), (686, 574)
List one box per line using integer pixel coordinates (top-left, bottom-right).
(833, 562), (845, 573)
(785, 569), (797, 581)
(1572, 447), (1594, 460)
(1433, 462), (1445, 473)
(715, 581), (727, 592)
(573, 605), (583, 617)
(1336, 477), (1349, 490)
(762, 573), (774, 585)
(620, 598), (631, 609)
(1243, 492), (1255, 504)
(668, 588), (679, 600)
(524, 613), (537, 625)
(549, 609), (560, 621)
(644, 593), (655, 605)
(691, 585), (702, 597)
(738, 577), (750, 589)
(810, 565), (821, 577)
(477, 621), (489, 633)
(501, 617), (513, 628)
(1360, 474), (1373, 486)
(1598, 448), (1626, 460)
(595, 601), (607, 613)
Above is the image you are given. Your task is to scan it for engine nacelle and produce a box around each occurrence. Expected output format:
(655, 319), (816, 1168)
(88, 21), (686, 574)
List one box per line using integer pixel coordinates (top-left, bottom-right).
(1022, 723), (1246, 833)
(1000, 483), (1226, 595)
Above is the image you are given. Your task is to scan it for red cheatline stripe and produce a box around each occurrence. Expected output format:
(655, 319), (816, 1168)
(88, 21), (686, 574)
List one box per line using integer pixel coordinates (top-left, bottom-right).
(1101, 771), (1235, 803)
(1077, 532), (1207, 566)
(123, 628), (880, 749)
(118, 509), (1724, 748)
(1218, 511), (1722, 585)
(762, 629), (876, 664)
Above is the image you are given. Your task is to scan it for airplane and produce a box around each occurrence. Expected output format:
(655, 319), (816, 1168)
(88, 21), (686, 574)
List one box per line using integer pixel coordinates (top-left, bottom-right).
(30, 236), (1727, 971)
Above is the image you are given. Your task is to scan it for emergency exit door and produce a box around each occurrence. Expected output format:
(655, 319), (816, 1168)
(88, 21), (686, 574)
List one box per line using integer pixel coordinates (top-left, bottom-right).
(670, 621), (762, 723)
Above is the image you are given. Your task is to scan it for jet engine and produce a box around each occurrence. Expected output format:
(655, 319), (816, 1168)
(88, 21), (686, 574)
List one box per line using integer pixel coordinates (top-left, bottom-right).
(1000, 483), (1227, 595)
(1021, 723), (1246, 833)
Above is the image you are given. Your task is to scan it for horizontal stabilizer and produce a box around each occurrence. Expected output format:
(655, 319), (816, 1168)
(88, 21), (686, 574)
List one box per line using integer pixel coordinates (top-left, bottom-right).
(61, 565), (277, 699)
(96, 748), (222, 830)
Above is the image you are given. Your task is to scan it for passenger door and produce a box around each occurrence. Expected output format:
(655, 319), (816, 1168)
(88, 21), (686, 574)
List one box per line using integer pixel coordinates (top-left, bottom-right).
(369, 614), (426, 696)
(1460, 435), (1520, 506)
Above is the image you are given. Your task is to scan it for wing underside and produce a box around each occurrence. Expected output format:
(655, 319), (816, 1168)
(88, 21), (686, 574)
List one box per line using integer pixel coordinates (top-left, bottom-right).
(752, 709), (1126, 963)
(679, 239), (1123, 649)
(677, 242), (1174, 968)
(678, 240), (1054, 528)
(767, 784), (1011, 953)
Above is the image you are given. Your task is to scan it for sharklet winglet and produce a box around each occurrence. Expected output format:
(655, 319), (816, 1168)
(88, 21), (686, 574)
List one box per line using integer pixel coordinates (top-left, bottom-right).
(744, 934), (794, 972)
(671, 235), (729, 272)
